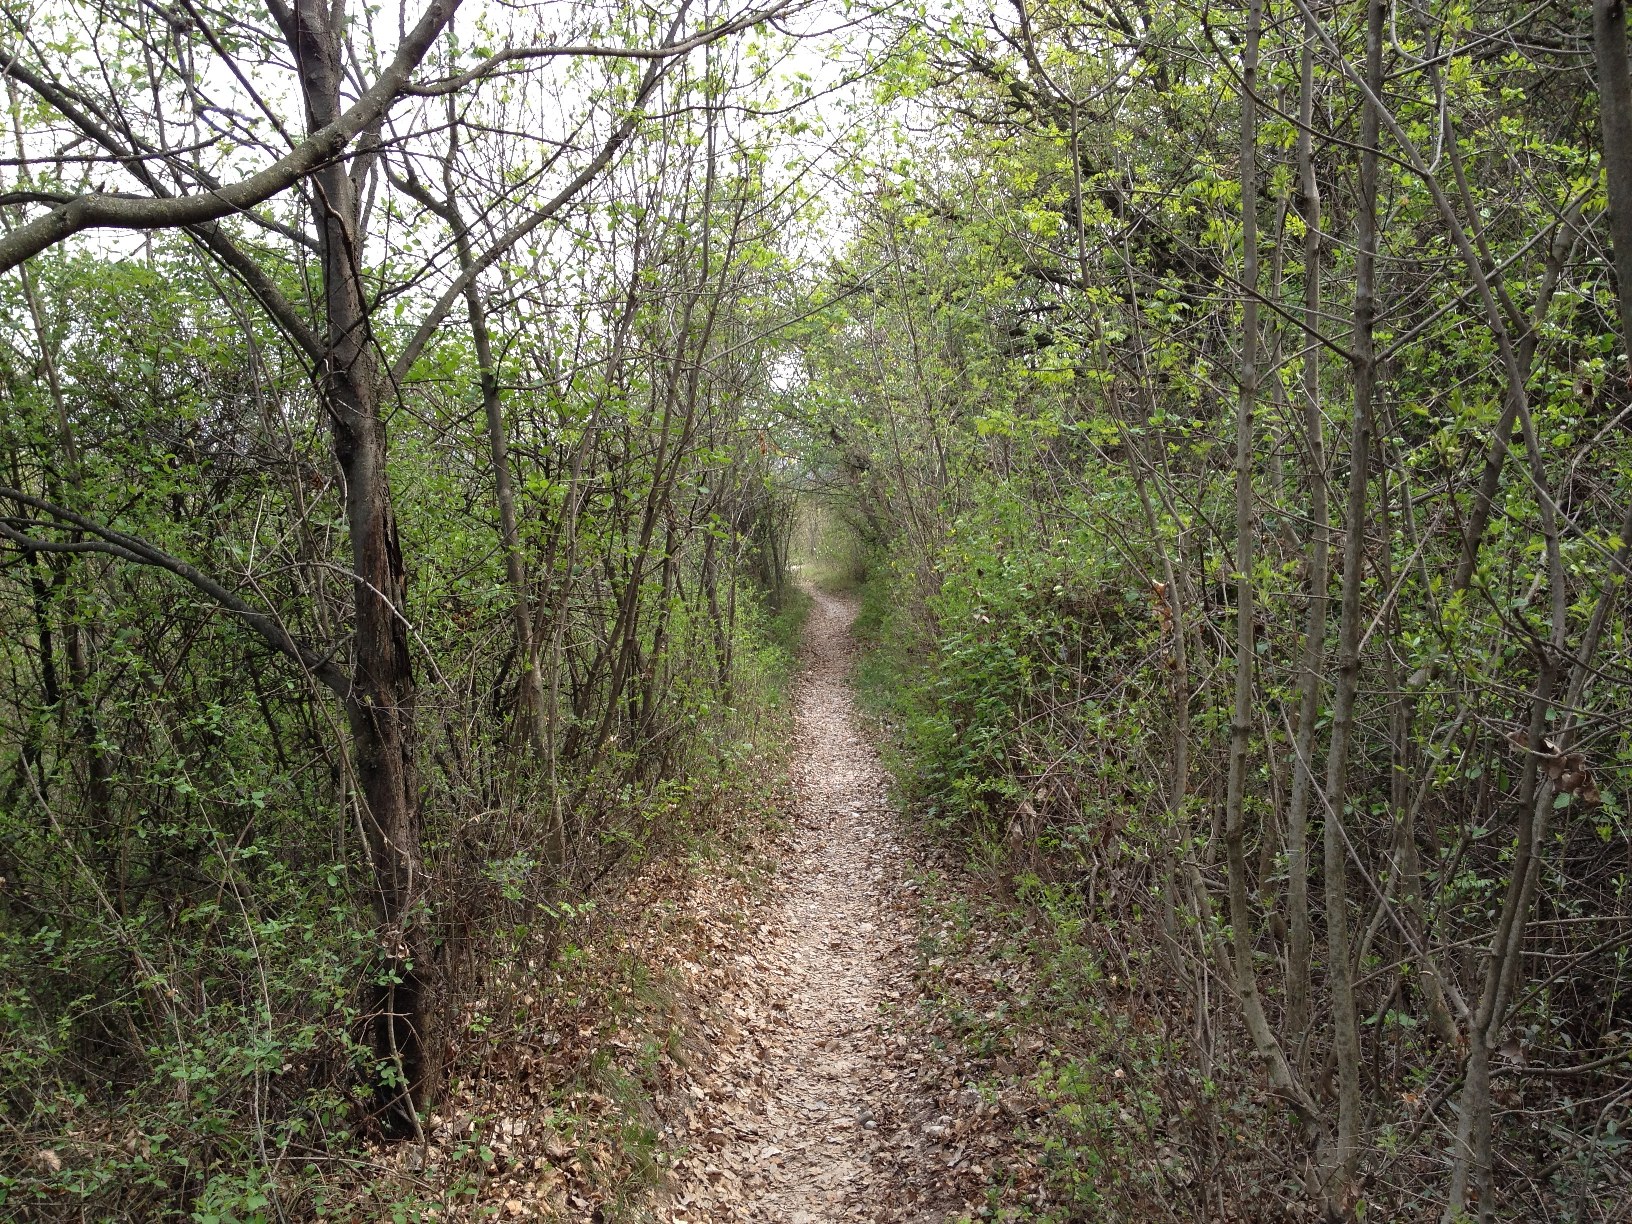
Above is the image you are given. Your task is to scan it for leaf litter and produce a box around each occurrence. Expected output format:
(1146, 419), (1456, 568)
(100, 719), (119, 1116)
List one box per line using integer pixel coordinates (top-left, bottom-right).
(401, 589), (1014, 1222)
(657, 588), (994, 1224)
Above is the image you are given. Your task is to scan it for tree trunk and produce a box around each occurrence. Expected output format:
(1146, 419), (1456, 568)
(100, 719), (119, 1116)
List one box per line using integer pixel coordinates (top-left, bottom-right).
(287, 0), (427, 1138)
(1319, 1), (1386, 1214)
(1222, 0), (1271, 1079)
(1596, 1), (1632, 360)
(430, 116), (562, 862)
(1283, 14), (1325, 1052)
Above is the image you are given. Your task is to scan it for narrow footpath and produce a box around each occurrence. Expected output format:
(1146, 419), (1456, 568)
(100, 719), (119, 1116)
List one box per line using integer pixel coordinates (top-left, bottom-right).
(662, 588), (961, 1223)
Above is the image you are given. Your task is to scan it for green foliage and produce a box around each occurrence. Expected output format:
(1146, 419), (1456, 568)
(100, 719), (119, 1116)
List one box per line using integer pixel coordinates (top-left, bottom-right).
(799, 1), (1632, 1216)
(858, 491), (1158, 850)
(0, 136), (808, 1221)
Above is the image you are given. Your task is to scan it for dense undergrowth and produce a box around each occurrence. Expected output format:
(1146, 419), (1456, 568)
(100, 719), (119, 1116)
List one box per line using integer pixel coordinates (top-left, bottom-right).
(2, 141), (810, 1224)
(1, 580), (804, 1222)
(786, 3), (1632, 1217)
(844, 526), (1251, 1223)
(834, 465), (1632, 1221)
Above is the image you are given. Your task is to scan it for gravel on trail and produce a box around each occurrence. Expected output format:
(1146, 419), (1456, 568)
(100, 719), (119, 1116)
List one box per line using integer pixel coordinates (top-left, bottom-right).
(661, 587), (966, 1224)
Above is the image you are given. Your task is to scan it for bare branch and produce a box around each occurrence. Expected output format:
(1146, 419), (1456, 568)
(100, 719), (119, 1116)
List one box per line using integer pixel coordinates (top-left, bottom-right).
(400, 0), (800, 97)
(0, 0), (460, 272)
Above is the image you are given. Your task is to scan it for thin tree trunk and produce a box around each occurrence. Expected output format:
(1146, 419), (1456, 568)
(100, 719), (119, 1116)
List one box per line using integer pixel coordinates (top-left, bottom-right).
(1596, 1), (1632, 359)
(1175, 2), (1313, 1126)
(1443, 5), (1632, 1212)
(1283, 19), (1325, 1051)
(1222, 0), (1271, 1075)
(432, 113), (561, 860)
(448, 196), (548, 752)
(461, 253), (561, 863)
(1318, 1), (1386, 1213)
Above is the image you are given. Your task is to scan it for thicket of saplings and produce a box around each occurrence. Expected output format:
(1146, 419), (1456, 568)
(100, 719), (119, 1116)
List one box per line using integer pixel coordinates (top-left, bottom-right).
(0, 251), (799, 1217)
(0, 0), (816, 1214)
(806, 1), (1632, 1220)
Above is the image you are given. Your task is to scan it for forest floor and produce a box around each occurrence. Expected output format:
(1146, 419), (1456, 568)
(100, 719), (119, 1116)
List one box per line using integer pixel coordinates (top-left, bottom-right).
(657, 586), (977, 1223)
(417, 587), (1024, 1223)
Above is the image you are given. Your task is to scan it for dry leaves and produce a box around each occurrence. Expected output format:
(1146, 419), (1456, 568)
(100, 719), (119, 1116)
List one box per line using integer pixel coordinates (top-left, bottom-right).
(655, 590), (983, 1224)
(411, 588), (1012, 1223)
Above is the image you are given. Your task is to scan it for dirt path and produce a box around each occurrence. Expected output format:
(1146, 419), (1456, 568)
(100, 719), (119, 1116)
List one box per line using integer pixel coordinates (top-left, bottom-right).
(663, 588), (958, 1224)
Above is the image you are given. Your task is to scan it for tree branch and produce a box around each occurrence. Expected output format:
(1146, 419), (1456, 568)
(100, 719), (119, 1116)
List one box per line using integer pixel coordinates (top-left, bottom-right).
(0, 489), (352, 704)
(0, 0), (460, 272)
(399, 0), (798, 96)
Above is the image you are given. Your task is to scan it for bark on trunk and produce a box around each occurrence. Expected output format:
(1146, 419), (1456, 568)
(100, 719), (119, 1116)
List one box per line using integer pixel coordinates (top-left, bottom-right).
(1283, 17), (1325, 1051)
(429, 118), (563, 861)
(1222, 0), (1273, 1083)
(286, 0), (428, 1138)
(1319, 2), (1387, 1215)
(1596, 1), (1632, 359)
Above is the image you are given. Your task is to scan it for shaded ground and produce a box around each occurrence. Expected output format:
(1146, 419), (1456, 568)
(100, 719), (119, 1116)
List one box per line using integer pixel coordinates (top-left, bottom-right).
(660, 588), (967, 1223)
